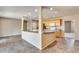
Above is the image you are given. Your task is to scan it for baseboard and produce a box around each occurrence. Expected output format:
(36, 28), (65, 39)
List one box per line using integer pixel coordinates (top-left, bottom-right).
(0, 34), (21, 38)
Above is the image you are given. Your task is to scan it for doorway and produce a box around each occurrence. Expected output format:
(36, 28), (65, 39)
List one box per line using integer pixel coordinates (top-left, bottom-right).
(65, 21), (72, 33)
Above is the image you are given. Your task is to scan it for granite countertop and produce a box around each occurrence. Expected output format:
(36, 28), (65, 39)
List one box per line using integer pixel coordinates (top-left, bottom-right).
(23, 30), (38, 33)
(43, 29), (56, 34)
(27, 31), (38, 33)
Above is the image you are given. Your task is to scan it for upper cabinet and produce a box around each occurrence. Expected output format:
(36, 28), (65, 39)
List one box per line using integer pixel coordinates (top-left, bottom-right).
(42, 18), (63, 32)
(21, 17), (39, 33)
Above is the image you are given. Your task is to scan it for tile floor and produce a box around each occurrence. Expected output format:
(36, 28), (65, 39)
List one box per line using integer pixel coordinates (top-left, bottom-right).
(0, 35), (79, 53)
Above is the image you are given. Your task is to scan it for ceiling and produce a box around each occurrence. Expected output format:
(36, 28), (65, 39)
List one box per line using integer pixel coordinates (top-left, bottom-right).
(0, 6), (38, 19)
(0, 6), (79, 19)
(42, 6), (79, 18)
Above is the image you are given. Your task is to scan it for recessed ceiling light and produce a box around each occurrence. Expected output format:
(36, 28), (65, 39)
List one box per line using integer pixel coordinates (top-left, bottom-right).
(50, 8), (53, 11)
(35, 9), (38, 12)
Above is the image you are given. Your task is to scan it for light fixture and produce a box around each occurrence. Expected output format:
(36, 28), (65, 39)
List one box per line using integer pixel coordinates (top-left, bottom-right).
(34, 9), (38, 12)
(50, 8), (53, 11)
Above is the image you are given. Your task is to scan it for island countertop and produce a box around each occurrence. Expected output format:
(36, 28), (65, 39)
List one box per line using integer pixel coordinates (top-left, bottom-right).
(42, 29), (56, 34)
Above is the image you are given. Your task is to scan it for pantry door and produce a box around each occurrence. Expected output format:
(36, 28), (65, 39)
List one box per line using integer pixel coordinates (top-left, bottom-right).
(65, 21), (72, 33)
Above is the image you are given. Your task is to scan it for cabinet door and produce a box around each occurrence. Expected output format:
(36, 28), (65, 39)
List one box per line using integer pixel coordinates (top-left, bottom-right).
(42, 33), (56, 49)
(23, 20), (27, 31)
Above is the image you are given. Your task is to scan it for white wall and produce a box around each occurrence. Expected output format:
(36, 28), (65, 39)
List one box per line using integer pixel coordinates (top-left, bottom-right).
(0, 18), (21, 37)
(61, 15), (79, 40)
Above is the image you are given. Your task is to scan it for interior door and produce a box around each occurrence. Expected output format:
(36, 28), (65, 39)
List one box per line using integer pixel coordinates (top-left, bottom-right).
(65, 21), (72, 33)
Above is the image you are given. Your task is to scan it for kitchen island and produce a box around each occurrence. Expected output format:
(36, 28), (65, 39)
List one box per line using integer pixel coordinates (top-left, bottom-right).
(21, 15), (63, 50)
(42, 31), (57, 49)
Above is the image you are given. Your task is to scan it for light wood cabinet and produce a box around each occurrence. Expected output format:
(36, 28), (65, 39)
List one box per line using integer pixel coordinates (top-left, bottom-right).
(42, 32), (56, 49)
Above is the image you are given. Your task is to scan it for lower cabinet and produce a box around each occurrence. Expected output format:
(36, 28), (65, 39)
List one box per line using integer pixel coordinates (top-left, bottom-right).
(42, 32), (57, 49)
